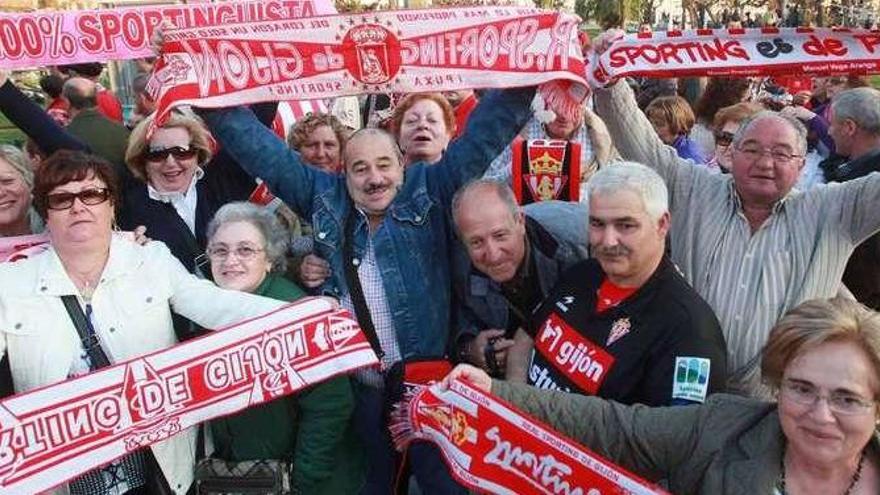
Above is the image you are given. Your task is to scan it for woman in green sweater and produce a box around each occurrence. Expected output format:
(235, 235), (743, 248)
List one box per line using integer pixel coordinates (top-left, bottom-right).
(205, 201), (364, 494)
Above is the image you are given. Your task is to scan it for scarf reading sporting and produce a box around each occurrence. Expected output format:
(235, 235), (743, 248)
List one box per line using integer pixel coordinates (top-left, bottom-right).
(391, 380), (667, 495)
(0, 299), (377, 495)
(148, 7), (589, 125)
(0, 0), (333, 70)
(589, 28), (880, 87)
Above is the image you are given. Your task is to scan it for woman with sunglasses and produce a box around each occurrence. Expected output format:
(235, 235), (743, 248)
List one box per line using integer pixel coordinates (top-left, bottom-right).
(0, 150), (286, 495)
(444, 297), (880, 495)
(706, 102), (764, 173)
(121, 109), (267, 278)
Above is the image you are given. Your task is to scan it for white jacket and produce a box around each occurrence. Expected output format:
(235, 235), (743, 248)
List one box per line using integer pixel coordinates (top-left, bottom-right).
(0, 236), (284, 494)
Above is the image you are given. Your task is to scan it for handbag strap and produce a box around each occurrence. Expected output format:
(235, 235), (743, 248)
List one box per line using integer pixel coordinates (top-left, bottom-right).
(61, 295), (112, 370)
(342, 207), (385, 360)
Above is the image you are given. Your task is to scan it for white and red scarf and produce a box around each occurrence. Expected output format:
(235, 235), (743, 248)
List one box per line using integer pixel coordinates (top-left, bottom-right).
(148, 6), (589, 125)
(392, 380), (668, 495)
(590, 27), (880, 87)
(0, 298), (377, 495)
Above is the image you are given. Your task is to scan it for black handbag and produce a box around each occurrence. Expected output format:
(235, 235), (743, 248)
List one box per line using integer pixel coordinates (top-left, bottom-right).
(194, 458), (292, 495)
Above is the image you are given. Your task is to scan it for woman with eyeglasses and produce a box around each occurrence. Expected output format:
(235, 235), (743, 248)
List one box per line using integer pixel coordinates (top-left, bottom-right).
(444, 296), (880, 494)
(0, 151), (286, 495)
(203, 201), (364, 494)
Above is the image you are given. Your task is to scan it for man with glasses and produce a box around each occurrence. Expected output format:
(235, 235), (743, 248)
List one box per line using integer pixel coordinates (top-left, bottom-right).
(593, 78), (880, 398)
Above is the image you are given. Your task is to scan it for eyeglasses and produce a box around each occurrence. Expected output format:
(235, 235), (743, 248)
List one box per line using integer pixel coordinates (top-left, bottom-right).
(143, 146), (198, 163)
(714, 131), (735, 147)
(206, 245), (265, 261)
(736, 145), (803, 165)
(780, 379), (877, 416)
(46, 188), (112, 210)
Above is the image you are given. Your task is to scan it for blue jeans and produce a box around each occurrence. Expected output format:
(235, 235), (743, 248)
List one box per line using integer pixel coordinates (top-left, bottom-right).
(352, 381), (467, 495)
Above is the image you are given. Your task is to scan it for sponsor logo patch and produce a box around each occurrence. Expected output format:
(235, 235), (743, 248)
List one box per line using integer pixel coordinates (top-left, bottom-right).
(672, 357), (711, 403)
(533, 312), (614, 394)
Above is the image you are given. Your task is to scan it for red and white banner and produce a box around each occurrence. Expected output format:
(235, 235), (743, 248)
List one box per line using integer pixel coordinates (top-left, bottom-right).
(149, 7), (588, 124)
(0, 233), (49, 263)
(392, 380), (667, 495)
(0, 0), (335, 70)
(0, 299), (378, 494)
(589, 27), (880, 87)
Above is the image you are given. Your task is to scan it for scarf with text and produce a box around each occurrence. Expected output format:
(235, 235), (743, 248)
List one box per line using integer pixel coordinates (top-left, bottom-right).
(0, 298), (377, 494)
(391, 380), (667, 495)
(148, 6), (589, 125)
(589, 27), (880, 87)
(0, 0), (334, 70)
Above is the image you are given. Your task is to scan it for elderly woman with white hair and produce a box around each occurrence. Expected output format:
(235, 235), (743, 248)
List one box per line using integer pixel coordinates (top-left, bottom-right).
(204, 202), (365, 494)
(0, 144), (42, 237)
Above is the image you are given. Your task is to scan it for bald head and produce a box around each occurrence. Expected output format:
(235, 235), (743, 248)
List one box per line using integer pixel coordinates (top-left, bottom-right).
(62, 77), (97, 111)
(343, 128), (401, 169)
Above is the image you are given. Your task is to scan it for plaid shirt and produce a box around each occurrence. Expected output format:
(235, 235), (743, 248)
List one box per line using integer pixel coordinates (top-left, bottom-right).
(342, 232), (402, 387)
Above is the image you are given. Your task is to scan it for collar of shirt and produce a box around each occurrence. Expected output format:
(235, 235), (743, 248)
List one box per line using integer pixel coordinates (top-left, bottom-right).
(728, 179), (792, 218)
(146, 167), (205, 204)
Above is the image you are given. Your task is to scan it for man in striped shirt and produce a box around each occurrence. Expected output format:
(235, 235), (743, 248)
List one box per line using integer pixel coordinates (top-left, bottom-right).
(594, 81), (880, 397)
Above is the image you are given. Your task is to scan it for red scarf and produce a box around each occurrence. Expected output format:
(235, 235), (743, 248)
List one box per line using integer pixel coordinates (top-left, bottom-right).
(392, 380), (668, 495)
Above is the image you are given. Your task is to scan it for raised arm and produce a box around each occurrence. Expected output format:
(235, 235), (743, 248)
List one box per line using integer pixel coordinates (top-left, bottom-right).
(491, 380), (702, 482)
(824, 172), (880, 245)
(201, 106), (331, 219)
(593, 81), (703, 198)
(0, 79), (89, 156)
(431, 86), (536, 203)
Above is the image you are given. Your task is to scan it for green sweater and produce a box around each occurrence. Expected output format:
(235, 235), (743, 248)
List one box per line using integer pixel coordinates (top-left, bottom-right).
(210, 274), (365, 494)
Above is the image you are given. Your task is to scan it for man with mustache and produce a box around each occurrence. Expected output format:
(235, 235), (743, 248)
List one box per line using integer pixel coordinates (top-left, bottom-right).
(451, 180), (589, 377)
(202, 87), (536, 494)
(508, 162), (727, 406)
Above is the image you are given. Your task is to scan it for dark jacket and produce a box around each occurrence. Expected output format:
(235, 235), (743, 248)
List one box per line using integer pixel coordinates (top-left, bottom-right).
(209, 274), (365, 494)
(453, 200), (589, 341)
(823, 148), (880, 310)
(494, 382), (880, 495)
(65, 108), (131, 180)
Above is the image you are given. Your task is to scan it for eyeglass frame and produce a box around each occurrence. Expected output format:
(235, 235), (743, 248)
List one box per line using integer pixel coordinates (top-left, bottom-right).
(779, 378), (878, 416)
(206, 244), (266, 262)
(734, 144), (804, 165)
(714, 131), (736, 147)
(45, 187), (113, 211)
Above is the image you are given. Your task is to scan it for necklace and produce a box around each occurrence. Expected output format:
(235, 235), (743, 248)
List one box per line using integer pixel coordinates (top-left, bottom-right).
(777, 448), (865, 495)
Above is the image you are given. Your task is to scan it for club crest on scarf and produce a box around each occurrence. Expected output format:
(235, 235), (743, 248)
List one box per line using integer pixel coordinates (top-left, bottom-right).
(511, 138), (581, 205)
(342, 23), (401, 86)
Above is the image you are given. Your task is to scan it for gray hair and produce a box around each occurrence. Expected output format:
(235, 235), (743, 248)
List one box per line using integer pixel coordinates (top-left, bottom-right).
(451, 178), (519, 229)
(206, 202), (288, 273)
(586, 161), (668, 221)
(831, 87), (880, 136)
(0, 144), (34, 190)
(343, 128), (403, 168)
(732, 110), (808, 156)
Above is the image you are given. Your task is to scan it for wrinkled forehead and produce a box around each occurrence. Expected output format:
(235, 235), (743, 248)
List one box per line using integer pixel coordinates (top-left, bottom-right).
(343, 132), (400, 167)
(739, 116), (799, 149)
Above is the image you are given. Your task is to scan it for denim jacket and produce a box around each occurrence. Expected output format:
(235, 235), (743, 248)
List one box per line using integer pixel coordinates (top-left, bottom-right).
(453, 200), (589, 340)
(203, 87), (535, 358)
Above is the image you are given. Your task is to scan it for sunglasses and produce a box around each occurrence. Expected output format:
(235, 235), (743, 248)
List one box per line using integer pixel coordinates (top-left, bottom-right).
(714, 131), (735, 147)
(143, 146), (198, 163)
(46, 187), (112, 210)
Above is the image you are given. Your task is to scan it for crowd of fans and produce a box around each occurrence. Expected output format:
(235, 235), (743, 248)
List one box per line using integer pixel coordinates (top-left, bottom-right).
(1, 23), (880, 494)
